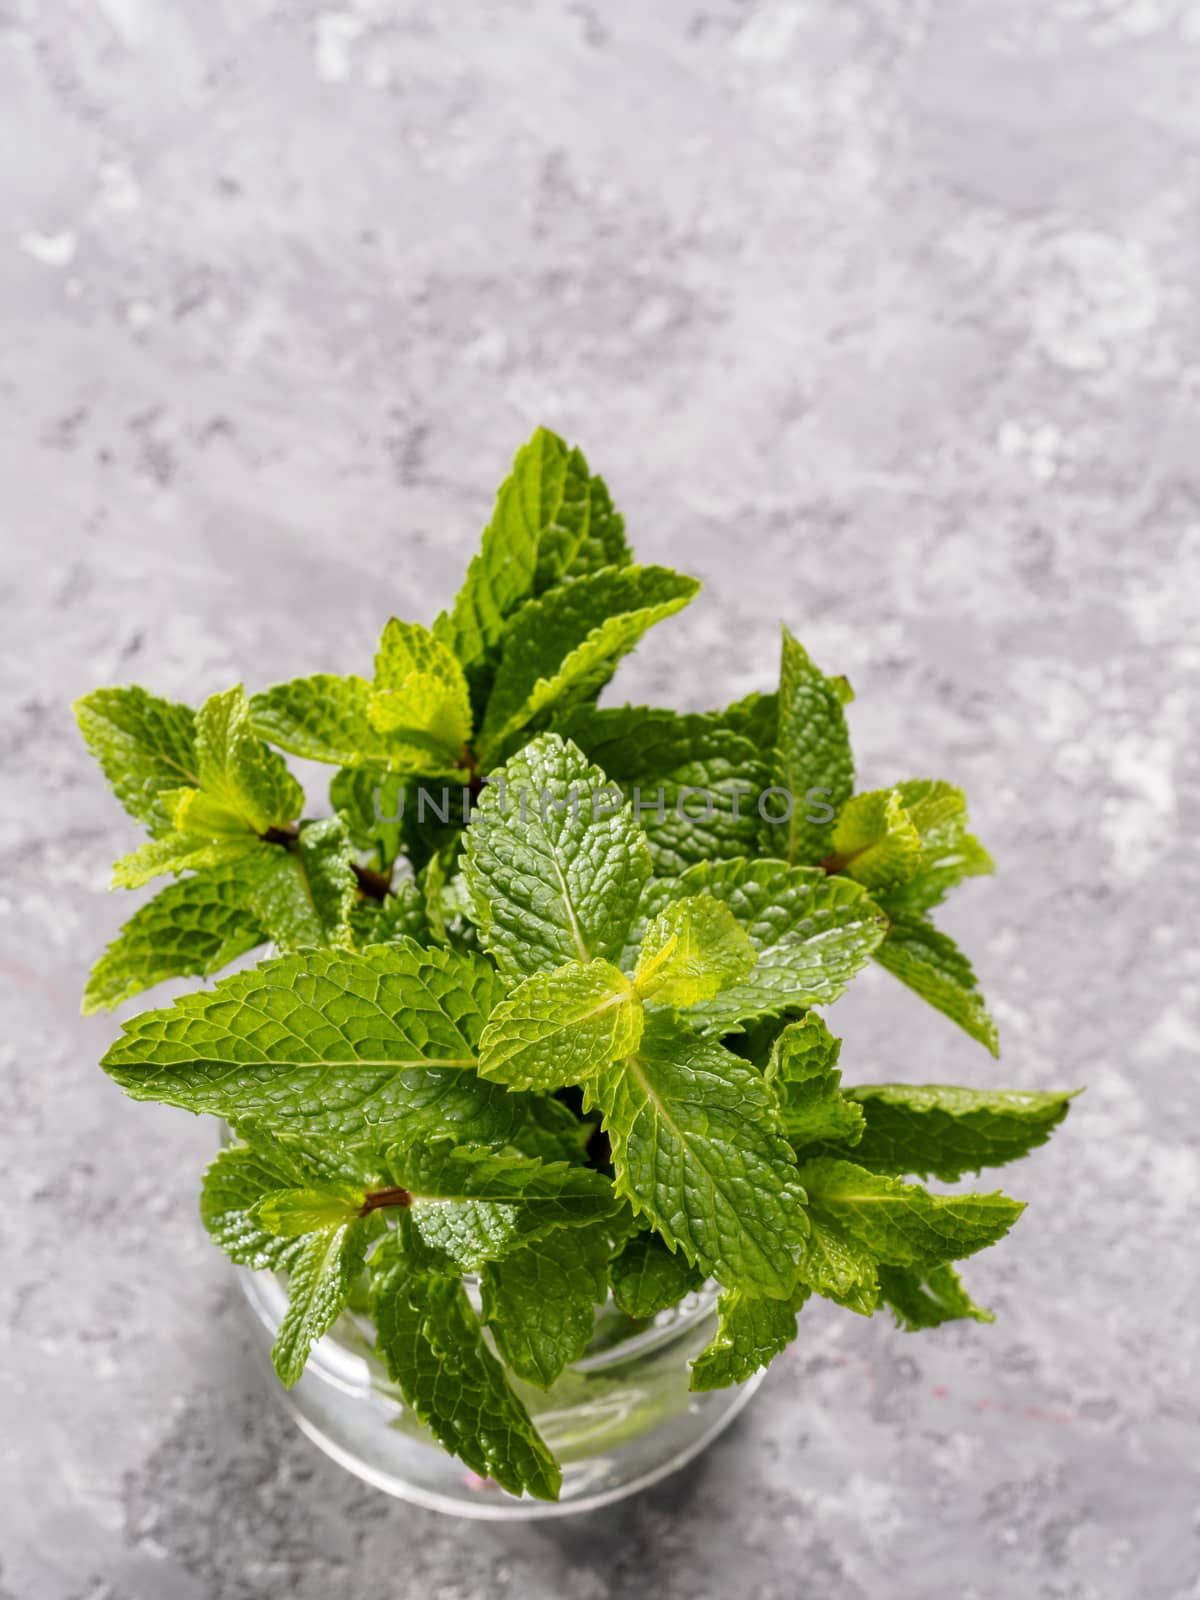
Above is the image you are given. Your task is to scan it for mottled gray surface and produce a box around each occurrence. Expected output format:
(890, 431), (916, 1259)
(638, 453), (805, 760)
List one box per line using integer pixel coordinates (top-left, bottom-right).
(1, 1), (1198, 1595)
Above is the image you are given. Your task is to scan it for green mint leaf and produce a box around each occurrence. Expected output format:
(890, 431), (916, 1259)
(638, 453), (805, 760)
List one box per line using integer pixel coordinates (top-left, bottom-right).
(463, 733), (652, 974)
(874, 910), (1000, 1055)
(101, 943), (518, 1144)
(233, 849), (323, 950)
(271, 1215), (378, 1387)
(194, 686), (304, 833)
(877, 1263), (994, 1331)
(74, 685), (199, 834)
(330, 765), (408, 868)
(111, 831), (269, 889)
(251, 1185), (364, 1237)
(505, 1096), (593, 1164)
(532, 441), (631, 592)
(199, 1140), (313, 1272)
(842, 1084), (1074, 1181)
(477, 566), (699, 760)
(765, 1015), (865, 1147)
(772, 628), (854, 864)
(634, 858), (887, 1033)
(796, 1157), (1024, 1276)
(874, 781), (992, 914)
(438, 427), (631, 678)
(379, 1143), (618, 1270)
(369, 619), (473, 760)
(421, 845), (476, 950)
(553, 472), (630, 585)
(163, 786), (257, 838)
(82, 868), (266, 1013)
(478, 959), (643, 1091)
(349, 879), (429, 949)
(553, 705), (770, 875)
(689, 1282), (810, 1392)
(609, 1231), (705, 1320)
(370, 1225), (561, 1500)
(894, 778), (967, 841)
(436, 427), (565, 673)
(633, 893), (756, 1009)
(295, 817), (357, 948)
(251, 674), (465, 775)
(585, 1012), (808, 1298)
(719, 689), (779, 750)
(881, 832), (994, 916)
(480, 1221), (610, 1387)
(830, 788), (923, 892)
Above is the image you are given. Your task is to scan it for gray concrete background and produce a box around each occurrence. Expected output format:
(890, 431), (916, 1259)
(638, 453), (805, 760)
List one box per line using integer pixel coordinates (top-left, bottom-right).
(1, 2), (1198, 1596)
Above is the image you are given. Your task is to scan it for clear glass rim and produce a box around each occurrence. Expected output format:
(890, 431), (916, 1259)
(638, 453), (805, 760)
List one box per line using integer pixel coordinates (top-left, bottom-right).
(239, 1265), (720, 1392)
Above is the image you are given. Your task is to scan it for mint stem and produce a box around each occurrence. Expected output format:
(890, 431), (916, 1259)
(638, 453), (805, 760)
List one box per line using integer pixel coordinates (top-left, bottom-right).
(359, 1185), (413, 1215)
(260, 822), (392, 902)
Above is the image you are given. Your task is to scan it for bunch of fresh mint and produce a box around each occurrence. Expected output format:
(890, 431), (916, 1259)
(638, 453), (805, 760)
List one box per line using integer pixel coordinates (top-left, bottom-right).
(78, 427), (1072, 1502)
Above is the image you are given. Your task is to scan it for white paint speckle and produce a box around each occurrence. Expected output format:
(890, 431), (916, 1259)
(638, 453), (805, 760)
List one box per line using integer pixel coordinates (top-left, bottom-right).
(19, 230), (78, 268)
(734, 3), (807, 62)
(97, 161), (141, 214)
(1029, 231), (1158, 373)
(1099, 731), (1177, 878)
(314, 12), (365, 84)
(96, 0), (146, 49)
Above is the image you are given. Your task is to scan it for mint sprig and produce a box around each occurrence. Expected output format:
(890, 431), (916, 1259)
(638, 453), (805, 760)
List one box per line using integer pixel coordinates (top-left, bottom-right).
(78, 425), (1075, 1503)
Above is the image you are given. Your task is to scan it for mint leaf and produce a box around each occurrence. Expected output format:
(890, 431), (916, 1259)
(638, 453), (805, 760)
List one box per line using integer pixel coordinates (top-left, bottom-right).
(82, 869), (265, 1013)
(553, 705), (769, 875)
(233, 849), (323, 950)
(586, 1012), (808, 1297)
(558, 477), (629, 583)
(111, 830), (270, 889)
(463, 733), (652, 975)
(251, 1186), (363, 1236)
(378, 1143), (617, 1270)
(882, 832), (994, 916)
(477, 567), (699, 760)
(478, 960), (642, 1091)
(830, 788), (923, 892)
(199, 1140), (312, 1272)
(689, 1283), (810, 1392)
(719, 689), (779, 750)
(532, 443), (631, 592)
(766, 1015), (865, 1147)
(74, 685), (199, 834)
(272, 1215), (378, 1387)
(102, 943), (518, 1144)
(370, 1224), (561, 1500)
(505, 1096), (593, 1164)
(877, 1263), (994, 1331)
(251, 674), (465, 774)
(329, 765), (407, 868)
(772, 628), (854, 865)
(609, 1231), (705, 1320)
(369, 620), (472, 761)
(349, 880), (428, 949)
(633, 893), (756, 1009)
(894, 779), (967, 841)
(193, 686), (304, 833)
(873, 910), (1000, 1055)
(436, 427), (564, 674)
(295, 817), (357, 948)
(796, 1157), (1024, 1276)
(481, 1222), (610, 1387)
(843, 1084), (1074, 1181)
(438, 427), (632, 678)
(635, 858), (887, 1033)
